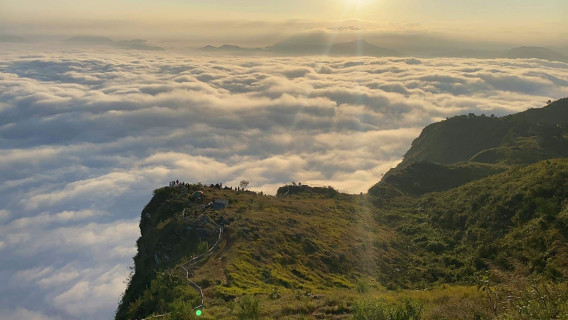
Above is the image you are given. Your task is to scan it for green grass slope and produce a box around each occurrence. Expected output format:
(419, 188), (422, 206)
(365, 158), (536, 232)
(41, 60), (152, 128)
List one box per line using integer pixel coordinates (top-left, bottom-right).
(375, 159), (568, 285)
(369, 161), (506, 198)
(117, 186), (409, 319)
(400, 98), (568, 167)
(118, 161), (568, 319)
(117, 99), (568, 320)
(371, 99), (568, 199)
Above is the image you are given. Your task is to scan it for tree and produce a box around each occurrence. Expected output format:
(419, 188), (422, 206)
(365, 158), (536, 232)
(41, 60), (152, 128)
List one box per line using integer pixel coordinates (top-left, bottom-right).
(239, 180), (250, 191)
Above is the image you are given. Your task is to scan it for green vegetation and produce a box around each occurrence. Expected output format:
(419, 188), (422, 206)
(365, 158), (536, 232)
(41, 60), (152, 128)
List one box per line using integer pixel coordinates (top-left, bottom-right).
(236, 296), (261, 320)
(399, 98), (568, 167)
(372, 98), (568, 200)
(352, 298), (423, 320)
(117, 99), (568, 319)
(375, 159), (568, 287)
(165, 300), (197, 320)
(125, 271), (199, 320)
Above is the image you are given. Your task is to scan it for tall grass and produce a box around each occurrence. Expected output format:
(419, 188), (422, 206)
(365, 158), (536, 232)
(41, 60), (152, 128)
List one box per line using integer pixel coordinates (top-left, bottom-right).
(352, 298), (423, 320)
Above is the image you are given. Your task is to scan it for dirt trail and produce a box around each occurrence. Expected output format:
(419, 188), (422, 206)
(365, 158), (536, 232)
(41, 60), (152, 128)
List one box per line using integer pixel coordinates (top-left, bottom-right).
(179, 213), (224, 310)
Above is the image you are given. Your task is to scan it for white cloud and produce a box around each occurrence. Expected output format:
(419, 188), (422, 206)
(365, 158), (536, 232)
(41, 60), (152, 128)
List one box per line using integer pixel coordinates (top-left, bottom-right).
(1, 48), (567, 319)
(24, 172), (140, 210)
(0, 218), (139, 255)
(52, 265), (129, 317)
(1, 308), (63, 320)
(14, 266), (54, 283)
(0, 209), (10, 221)
(37, 265), (81, 288)
(53, 209), (107, 222)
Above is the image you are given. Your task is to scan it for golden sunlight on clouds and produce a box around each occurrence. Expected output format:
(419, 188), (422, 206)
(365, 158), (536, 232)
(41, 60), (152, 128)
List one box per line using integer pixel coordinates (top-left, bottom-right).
(0, 0), (565, 49)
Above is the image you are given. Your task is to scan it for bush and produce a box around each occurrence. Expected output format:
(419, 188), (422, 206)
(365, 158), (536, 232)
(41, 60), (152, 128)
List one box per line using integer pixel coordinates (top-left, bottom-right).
(355, 279), (369, 293)
(353, 300), (388, 320)
(392, 299), (424, 320)
(197, 240), (209, 254)
(236, 295), (261, 320)
(352, 298), (423, 320)
(126, 271), (182, 319)
(166, 300), (196, 320)
(501, 282), (568, 320)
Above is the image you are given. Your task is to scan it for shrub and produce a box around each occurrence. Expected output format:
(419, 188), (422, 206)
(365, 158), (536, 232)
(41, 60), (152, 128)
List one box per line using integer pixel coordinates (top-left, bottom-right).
(236, 295), (261, 320)
(197, 240), (209, 254)
(352, 300), (388, 320)
(352, 298), (423, 320)
(355, 279), (369, 294)
(392, 299), (424, 320)
(166, 300), (196, 320)
(502, 282), (568, 320)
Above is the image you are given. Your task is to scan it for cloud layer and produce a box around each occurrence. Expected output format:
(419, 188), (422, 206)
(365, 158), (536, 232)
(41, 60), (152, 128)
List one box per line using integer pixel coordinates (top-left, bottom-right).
(1, 47), (568, 319)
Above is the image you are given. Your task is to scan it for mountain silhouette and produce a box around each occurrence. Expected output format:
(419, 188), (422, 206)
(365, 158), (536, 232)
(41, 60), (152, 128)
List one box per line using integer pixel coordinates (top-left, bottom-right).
(65, 35), (115, 45)
(201, 32), (401, 57)
(506, 46), (568, 62)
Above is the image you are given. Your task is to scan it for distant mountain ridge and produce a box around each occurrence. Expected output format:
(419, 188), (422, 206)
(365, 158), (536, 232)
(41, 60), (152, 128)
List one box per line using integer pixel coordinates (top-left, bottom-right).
(200, 44), (264, 54)
(201, 34), (402, 57)
(65, 35), (164, 51)
(506, 46), (568, 62)
(199, 37), (567, 62)
(268, 37), (401, 57)
(0, 35), (27, 43)
(65, 35), (115, 45)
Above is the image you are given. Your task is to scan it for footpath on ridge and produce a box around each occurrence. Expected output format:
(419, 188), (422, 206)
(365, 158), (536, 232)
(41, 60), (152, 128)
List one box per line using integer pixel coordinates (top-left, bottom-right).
(140, 200), (225, 320)
(179, 211), (224, 310)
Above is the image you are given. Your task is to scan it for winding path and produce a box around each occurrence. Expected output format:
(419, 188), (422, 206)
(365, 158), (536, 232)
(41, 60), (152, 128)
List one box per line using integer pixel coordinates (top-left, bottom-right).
(179, 212), (224, 310)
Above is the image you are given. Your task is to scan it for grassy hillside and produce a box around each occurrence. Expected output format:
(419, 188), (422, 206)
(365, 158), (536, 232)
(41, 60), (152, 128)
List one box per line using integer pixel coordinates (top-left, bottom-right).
(371, 98), (568, 198)
(117, 161), (568, 319)
(117, 185), (402, 319)
(117, 99), (568, 320)
(369, 161), (506, 198)
(400, 98), (568, 167)
(376, 159), (568, 285)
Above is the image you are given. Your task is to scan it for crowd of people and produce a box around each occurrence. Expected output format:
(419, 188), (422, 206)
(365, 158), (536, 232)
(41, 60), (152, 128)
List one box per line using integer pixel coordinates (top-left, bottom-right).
(168, 180), (249, 192)
(169, 179), (191, 188)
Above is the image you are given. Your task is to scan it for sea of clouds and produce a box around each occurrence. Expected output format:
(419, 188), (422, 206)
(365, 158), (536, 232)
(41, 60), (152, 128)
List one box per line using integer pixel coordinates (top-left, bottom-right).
(1, 47), (568, 319)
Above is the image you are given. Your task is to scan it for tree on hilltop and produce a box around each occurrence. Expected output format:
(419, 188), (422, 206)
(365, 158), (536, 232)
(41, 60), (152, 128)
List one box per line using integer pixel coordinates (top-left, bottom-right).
(239, 180), (250, 191)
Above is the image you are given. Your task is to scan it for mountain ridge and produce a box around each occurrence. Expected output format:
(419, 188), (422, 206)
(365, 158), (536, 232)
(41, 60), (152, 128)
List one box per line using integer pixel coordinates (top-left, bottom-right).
(506, 46), (568, 63)
(116, 98), (568, 320)
(65, 35), (164, 50)
(369, 98), (568, 199)
(200, 38), (402, 57)
(197, 38), (568, 62)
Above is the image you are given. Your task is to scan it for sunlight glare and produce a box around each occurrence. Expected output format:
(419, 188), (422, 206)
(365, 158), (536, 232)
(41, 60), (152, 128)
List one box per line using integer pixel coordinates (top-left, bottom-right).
(349, 0), (371, 6)
(341, 0), (374, 15)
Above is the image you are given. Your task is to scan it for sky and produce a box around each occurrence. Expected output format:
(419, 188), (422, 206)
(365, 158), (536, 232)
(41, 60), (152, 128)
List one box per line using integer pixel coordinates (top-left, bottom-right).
(1, 0), (567, 48)
(1, 1), (568, 319)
